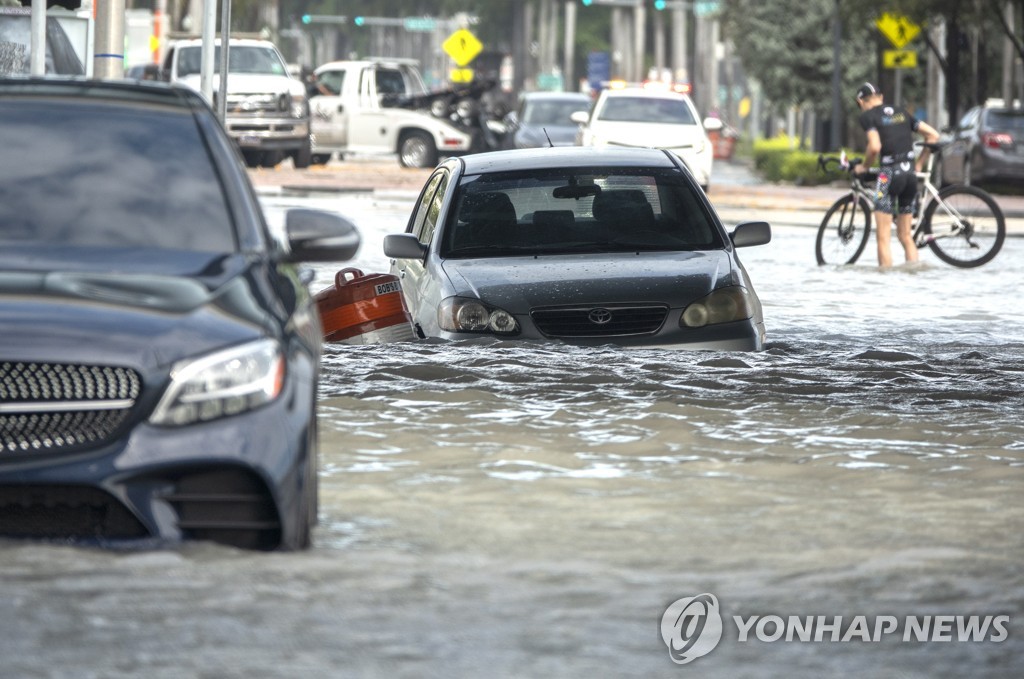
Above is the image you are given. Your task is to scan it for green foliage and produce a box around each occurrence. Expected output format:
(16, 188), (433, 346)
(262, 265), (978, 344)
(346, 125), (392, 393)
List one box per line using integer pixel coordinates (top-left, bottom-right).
(752, 136), (842, 185)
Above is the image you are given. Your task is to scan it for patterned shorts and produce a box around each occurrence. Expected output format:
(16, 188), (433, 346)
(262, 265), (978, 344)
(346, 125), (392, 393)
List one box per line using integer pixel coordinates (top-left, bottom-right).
(874, 161), (918, 216)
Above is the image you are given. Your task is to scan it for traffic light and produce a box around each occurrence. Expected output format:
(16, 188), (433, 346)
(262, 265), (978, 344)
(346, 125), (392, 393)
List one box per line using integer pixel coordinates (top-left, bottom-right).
(582, 0), (593, 6)
(354, 16), (365, 26)
(301, 14), (311, 24)
(654, 0), (667, 9)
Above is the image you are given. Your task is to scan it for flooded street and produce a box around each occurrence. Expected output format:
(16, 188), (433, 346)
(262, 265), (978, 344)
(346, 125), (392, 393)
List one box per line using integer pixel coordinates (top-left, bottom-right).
(3, 184), (1023, 678)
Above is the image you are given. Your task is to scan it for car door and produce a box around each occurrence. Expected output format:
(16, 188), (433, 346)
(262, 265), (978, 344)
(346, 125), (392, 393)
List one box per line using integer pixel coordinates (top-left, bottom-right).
(348, 66), (404, 155)
(945, 107), (979, 184)
(391, 169), (450, 331)
(310, 68), (348, 149)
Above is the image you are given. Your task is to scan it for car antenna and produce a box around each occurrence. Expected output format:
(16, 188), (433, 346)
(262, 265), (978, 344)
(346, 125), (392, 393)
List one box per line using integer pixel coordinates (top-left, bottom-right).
(543, 128), (554, 148)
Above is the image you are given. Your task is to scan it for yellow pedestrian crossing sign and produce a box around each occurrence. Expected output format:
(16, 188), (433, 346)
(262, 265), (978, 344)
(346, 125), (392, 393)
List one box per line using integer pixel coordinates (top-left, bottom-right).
(443, 29), (482, 67)
(883, 50), (918, 69)
(876, 13), (920, 49)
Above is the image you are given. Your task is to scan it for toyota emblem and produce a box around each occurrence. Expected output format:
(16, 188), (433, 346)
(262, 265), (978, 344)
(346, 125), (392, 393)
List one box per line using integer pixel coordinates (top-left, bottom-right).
(588, 308), (613, 325)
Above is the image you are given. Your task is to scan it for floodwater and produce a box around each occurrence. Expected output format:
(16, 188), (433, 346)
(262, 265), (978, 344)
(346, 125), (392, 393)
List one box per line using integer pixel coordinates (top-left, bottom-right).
(2, 187), (1022, 678)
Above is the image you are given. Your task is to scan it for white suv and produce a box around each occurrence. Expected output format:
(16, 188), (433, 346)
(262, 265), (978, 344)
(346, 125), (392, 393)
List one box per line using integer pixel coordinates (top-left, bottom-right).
(573, 86), (715, 191)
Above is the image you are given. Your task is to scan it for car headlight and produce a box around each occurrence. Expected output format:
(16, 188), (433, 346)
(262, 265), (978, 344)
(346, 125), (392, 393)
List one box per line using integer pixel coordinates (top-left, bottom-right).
(149, 339), (285, 426)
(680, 287), (754, 328)
(438, 297), (519, 335)
(290, 92), (309, 118)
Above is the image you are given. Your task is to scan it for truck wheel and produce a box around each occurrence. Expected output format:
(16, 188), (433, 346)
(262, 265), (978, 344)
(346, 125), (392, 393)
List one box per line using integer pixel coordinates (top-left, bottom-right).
(399, 131), (437, 169)
(241, 150), (261, 168)
(293, 137), (313, 169)
(311, 153), (332, 166)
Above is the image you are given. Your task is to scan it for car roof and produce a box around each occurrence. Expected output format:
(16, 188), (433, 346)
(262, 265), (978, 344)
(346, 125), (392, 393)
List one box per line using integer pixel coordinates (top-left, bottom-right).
(173, 38), (277, 48)
(520, 91), (591, 100)
(0, 76), (206, 109)
(457, 146), (679, 174)
(599, 86), (691, 101)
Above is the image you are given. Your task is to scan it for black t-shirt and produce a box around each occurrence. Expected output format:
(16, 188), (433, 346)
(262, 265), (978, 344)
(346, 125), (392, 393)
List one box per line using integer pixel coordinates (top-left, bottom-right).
(859, 104), (920, 165)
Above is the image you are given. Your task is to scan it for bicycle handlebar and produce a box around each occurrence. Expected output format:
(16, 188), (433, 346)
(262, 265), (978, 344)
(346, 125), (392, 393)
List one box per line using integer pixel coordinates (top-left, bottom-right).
(817, 154), (864, 174)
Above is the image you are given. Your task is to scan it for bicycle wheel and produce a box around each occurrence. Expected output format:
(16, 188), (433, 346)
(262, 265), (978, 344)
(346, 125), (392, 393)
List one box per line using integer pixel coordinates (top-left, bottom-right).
(920, 185), (1006, 268)
(815, 193), (872, 265)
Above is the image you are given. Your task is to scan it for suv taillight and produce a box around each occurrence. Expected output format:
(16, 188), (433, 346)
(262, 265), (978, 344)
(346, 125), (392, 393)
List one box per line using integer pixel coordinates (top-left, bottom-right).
(982, 132), (1013, 149)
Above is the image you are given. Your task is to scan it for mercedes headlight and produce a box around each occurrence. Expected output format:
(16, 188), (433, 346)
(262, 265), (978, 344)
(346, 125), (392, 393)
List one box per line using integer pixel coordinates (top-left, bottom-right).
(439, 297), (519, 335)
(150, 339), (285, 426)
(680, 287), (754, 328)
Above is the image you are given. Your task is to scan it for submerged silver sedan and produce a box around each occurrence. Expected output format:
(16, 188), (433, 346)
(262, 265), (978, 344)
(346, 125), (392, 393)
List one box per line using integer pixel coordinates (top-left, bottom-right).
(383, 147), (771, 350)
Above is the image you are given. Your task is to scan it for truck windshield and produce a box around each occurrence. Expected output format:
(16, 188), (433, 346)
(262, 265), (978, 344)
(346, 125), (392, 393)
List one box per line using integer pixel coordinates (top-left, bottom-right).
(177, 45), (287, 78)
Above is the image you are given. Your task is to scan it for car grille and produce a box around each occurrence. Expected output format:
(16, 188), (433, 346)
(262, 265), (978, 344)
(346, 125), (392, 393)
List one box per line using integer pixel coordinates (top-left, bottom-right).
(0, 362), (142, 454)
(531, 304), (668, 337)
(227, 93), (286, 115)
(0, 485), (148, 540)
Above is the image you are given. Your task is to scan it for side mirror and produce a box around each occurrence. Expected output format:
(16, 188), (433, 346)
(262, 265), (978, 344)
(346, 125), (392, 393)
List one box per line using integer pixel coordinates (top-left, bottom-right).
(731, 221), (771, 248)
(570, 110), (589, 125)
(283, 208), (361, 262)
(383, 233), (428, 259)
(703, 117), (724, 132)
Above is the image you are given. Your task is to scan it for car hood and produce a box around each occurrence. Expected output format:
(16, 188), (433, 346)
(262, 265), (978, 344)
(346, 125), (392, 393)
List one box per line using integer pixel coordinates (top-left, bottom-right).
(441, 251), (735, 312)
(589, 121), (706, 150)
(0, 253), (277, 371)
(178, 73), (303, 97)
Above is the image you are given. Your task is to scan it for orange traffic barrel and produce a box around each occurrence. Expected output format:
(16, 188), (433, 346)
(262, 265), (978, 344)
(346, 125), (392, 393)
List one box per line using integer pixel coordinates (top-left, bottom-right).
(314, 268), (417, 344)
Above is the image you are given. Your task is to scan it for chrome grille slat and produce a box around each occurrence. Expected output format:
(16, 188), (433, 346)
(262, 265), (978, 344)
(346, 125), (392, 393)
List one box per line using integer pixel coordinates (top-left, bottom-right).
(0, 362), (141, 454)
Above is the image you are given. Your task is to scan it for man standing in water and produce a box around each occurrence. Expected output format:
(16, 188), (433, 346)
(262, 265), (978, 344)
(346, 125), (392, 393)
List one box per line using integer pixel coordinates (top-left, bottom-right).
(852, 82), (940, 267)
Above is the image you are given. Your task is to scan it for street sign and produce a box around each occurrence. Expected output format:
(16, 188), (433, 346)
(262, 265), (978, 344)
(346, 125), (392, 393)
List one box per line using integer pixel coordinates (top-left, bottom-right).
(883, 50), (918, 69)
(450, 68), (474, 83)
(875, 13), (920, 49)
(443, 29), (483, 67)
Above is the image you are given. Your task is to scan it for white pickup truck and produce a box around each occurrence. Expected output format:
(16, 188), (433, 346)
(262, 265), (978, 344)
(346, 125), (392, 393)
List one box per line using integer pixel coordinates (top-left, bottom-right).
(309, 58), (493, 168)
(161, 38), (312, 168)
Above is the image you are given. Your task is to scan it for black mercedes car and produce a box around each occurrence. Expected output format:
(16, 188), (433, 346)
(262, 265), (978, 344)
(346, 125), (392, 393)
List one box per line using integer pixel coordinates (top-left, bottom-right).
(0, 78), (359, 550)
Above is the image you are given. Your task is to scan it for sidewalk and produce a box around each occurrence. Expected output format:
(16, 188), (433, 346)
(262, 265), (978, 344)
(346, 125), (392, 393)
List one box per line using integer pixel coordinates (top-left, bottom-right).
(247, 156), (1024, 232)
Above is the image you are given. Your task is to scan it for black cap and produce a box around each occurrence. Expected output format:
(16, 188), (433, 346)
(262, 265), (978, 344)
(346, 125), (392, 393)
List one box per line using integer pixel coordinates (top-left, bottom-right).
(856, 82), (879, 101)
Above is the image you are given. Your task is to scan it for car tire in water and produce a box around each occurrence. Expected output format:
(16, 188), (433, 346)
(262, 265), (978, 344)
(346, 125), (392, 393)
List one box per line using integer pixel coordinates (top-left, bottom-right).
(921, 185), (1005, 268)
(399, 131), (438, 169)
(815, 193), (873, 265)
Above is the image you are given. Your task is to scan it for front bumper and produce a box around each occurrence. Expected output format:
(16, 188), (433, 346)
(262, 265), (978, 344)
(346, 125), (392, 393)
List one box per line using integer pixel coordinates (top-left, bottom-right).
(226, 115), (310, 151)
(0, 388), (314, 551)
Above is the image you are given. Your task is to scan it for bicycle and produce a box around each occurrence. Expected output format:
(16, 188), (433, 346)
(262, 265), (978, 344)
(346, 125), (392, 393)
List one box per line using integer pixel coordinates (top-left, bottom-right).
(814, 143), (1006, 267)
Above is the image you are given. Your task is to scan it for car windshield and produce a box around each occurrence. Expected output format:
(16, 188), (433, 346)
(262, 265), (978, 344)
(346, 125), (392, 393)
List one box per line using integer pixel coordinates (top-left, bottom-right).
(177, 45), (287, 77)
(441, 167), (721, 258)
(986, 110), (1024, 131)
(522, 98), (589, 126)
(0, 97), (236, 253)
(597, 96), (696, 124)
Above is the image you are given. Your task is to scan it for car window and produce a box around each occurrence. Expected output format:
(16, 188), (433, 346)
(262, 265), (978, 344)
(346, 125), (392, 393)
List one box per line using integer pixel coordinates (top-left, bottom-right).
(0, 98), (236, 252)
(177, 45), (286, 76)
(317, 69), (344, 95)
(376, 69), (406, 96)
(419, 173), (450, 246)
(408, 171), (446, 241)
(523, 98), (590, 126)
(597, 96), (696, 125)
(986, 110), (1024, 132)
(440, 167), (720, 258)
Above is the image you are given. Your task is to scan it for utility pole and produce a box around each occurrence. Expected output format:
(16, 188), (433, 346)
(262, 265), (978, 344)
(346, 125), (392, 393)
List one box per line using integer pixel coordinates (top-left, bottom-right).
(94, 0), (127, 79)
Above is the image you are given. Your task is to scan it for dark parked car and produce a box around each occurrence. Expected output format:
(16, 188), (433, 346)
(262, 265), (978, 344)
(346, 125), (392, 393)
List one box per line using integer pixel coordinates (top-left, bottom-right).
(383, 147), (771, 350)
(0, 78), (360, 550)
(940, 100), (1024, 187)
(503, 91), (592, 149)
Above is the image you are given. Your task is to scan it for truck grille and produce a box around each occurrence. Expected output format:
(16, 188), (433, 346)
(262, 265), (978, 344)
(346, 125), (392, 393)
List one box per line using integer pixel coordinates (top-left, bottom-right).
(0, 362), (142, 454)
(227, 93), (287, 114)
(531, 304), (668, 337)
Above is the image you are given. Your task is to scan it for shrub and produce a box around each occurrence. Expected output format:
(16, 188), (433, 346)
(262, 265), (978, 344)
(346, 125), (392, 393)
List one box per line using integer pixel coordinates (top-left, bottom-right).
(751, 136), (850, 186)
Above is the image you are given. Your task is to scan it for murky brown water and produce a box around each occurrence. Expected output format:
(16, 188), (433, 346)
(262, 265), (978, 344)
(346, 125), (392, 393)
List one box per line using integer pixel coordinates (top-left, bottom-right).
(2, 190), (1022, 678)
